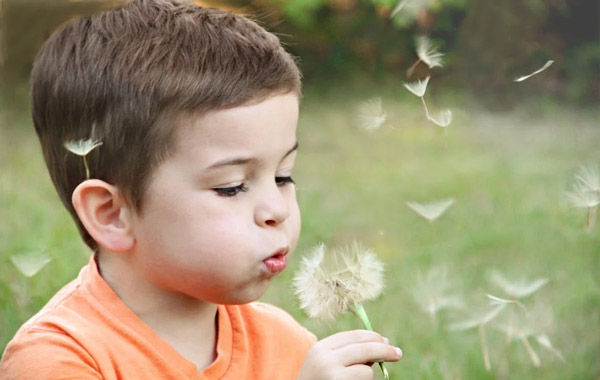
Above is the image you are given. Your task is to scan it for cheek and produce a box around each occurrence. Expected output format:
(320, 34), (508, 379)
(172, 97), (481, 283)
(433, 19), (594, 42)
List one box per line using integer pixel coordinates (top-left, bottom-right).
(289, 201), (302, 245)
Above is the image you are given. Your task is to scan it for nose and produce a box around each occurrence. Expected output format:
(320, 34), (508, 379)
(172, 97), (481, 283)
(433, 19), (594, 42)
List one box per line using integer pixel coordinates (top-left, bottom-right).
(254, 182), (291, 227)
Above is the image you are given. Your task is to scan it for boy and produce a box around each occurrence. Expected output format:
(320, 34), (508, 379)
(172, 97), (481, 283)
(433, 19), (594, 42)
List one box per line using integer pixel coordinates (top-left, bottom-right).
(0, 0), (402, 378)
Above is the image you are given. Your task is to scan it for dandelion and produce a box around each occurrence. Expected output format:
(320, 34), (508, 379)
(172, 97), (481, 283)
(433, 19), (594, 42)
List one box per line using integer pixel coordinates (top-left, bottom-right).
(357, 97), (387, 131)
(575, 165), (600, 192)
(406, 198), (455, 223)
(428, 109), (452, 128)
(64, 138), (103, 179)
(535, 334), (565, 362)
(489, 271), (548, 299)
(403, 76), (430, 98)
(404, 76), (432, 121)
(407, 36), (444, 77)
(495, 300), (563, 367)
(488, 270), (548, 343)
(495, 323), (541, 367)
(449, 303), (506, 371)
(428, 108), (453, 146)
(294, 242), (389, 378)
(10, 252), (52, 277)
(410, 267), (463, 324)
(567, 165), (600, 232)
(390, 0), (410, 18)
(514, 60), (554, 82)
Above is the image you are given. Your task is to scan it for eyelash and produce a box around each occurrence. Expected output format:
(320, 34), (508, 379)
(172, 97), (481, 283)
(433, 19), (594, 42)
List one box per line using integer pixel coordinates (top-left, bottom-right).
(213, 176), (295, 197)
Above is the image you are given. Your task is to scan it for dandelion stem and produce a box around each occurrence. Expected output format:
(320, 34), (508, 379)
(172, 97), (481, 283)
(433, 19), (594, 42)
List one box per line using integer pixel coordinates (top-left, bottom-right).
(420, 96), (431, 120)
(407, 59), (421, 77)
(352, 303), (389, 379)
(83, 155), (90, 180)
(478, 324), (491, 371)
(519, 332), (540, 367)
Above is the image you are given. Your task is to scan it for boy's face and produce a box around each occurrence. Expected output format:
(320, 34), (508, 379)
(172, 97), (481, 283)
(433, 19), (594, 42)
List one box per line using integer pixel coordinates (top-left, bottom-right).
(129, 93), (301, 305)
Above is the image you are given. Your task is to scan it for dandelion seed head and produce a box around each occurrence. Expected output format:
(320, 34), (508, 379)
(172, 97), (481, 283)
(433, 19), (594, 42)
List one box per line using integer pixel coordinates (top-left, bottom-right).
(489, 270), (549, 299)
(357, 97), (387, 131)
(428, 109), (453, 128)
(416, 36), (444, 69)
(403, 76), (430, 98)
(406, 198), (455, 222)
(294, 241), (385, 320)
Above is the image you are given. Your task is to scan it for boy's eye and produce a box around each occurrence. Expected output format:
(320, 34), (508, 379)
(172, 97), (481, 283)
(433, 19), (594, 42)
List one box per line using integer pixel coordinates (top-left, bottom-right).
(275, 176), (295, 186)
(213, 184), (248, 197)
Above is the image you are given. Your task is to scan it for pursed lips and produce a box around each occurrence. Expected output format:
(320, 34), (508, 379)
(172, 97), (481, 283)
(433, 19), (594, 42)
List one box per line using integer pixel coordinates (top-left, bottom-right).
(262, 247), (289, 274)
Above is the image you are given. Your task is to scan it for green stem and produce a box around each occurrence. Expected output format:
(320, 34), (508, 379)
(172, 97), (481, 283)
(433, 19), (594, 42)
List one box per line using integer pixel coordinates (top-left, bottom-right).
(353, 303), (390, 379)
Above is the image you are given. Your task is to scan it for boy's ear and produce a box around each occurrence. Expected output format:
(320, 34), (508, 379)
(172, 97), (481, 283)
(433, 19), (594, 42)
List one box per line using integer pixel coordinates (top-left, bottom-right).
(72, 180), (135, 253)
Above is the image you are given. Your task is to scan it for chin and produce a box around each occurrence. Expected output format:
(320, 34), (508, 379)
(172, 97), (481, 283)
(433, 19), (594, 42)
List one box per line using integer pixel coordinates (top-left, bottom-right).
(223, 281), (271, 305)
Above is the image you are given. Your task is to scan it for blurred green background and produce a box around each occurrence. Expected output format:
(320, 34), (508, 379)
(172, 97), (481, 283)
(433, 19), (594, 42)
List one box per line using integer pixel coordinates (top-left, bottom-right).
(1, 0), (599, 379)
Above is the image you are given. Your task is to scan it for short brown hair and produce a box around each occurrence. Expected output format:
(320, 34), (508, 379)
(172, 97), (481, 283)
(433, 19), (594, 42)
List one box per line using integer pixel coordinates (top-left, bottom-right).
(31, 0), (301, 250)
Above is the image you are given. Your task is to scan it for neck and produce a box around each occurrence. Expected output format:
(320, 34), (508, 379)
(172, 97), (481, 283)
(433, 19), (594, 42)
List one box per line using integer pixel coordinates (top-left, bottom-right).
(96, 251), (219, 370)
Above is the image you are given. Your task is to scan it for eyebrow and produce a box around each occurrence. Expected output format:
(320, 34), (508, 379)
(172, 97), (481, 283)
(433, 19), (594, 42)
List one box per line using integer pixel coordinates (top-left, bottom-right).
(206, 141), (299, 170)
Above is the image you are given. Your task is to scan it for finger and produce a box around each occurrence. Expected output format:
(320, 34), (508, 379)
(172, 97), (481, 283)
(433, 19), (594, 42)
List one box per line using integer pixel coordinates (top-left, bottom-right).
(320, 330), (387, 350)
(336, 341), (402, 366)
(342, 364), (374, 379)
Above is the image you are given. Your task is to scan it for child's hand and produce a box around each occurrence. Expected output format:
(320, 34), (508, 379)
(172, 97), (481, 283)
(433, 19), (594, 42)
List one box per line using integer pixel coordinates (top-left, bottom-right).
(297, 330), (403, 380)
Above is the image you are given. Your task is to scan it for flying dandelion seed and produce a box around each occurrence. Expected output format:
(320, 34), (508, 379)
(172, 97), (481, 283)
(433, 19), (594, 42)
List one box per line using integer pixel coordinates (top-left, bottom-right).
(449, 303), (506, 371)
(567, 184), (600, 208)
(486, 294), (526, 310)
(64, 138), (103, 179)
(357, 97), (387, 131)
(428, 109), (452, 128)
(514, 60), (554, 82)
(390, 0), (413, 17)
(10, 252), (52, 278)
(535, 334), (565, 362)
(403, 76), (431, 120)
(493, 303), (559, 369)
(488, 271), (549, 344)
(567, 165), (600, 232)
(575, 165), (600, 193)
(403, 76), (430, 98)
(406, 198), (455, 223)
(489, 271), (549, 299)
(428, 109), (453, 146)
(406, 36), (444, 77)
(294, 242), (389, 378)
(410, 267), (463, 323)
(495, 323), (541, 367)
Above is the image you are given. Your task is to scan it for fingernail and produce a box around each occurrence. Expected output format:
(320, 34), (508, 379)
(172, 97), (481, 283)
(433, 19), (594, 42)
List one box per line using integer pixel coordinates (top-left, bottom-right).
(394, 347), (403, 358)
(383, 336), (390, 344)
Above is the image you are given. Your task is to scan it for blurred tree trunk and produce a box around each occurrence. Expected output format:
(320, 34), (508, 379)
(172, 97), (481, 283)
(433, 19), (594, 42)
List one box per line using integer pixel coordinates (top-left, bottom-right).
(454, 0), (559, 110)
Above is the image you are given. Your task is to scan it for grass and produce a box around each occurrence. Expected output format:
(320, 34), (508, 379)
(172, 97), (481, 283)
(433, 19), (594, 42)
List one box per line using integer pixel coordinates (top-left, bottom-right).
(1, 86), (599, 379)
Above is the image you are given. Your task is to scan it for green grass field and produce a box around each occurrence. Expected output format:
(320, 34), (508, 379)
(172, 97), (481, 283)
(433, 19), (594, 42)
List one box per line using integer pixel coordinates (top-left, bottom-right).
(1, 85), (599, 379)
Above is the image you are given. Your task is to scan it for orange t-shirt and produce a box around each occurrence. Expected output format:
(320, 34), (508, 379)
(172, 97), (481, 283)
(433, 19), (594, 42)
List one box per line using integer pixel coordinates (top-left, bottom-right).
(0, 256), (316, 379)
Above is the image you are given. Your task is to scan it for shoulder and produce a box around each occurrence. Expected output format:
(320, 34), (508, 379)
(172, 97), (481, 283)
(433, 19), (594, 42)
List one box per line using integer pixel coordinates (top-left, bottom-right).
(232, 302), (317, 346)
(0, 328), (101, 380)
